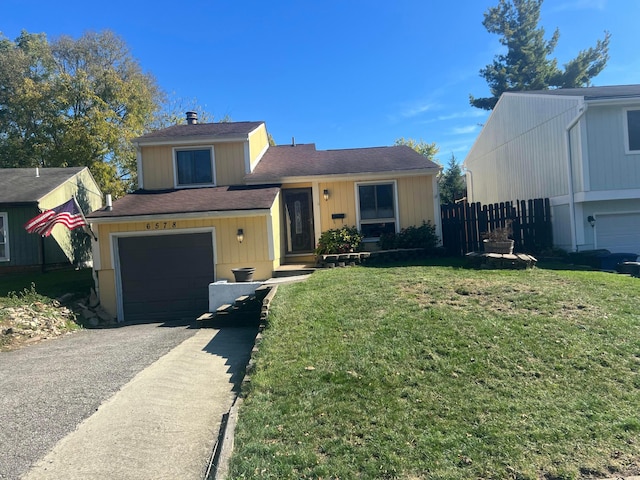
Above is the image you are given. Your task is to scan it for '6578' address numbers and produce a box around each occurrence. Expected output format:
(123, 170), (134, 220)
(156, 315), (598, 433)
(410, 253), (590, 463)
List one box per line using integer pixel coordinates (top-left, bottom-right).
(145, 221), (177, 230)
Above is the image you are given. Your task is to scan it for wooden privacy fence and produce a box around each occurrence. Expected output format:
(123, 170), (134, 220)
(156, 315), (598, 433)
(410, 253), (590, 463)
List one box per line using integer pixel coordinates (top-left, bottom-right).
(441, 199), (553, 256)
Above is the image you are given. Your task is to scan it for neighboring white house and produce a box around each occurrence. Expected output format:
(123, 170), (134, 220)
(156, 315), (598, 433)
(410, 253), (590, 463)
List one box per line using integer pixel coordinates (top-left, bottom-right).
(464, 84), (640, 255)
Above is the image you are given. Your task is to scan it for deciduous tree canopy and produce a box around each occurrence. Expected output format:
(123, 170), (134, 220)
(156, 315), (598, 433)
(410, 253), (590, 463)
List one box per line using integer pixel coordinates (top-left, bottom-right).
(0, 30), (161, 197)
(470, 0), (610, 110)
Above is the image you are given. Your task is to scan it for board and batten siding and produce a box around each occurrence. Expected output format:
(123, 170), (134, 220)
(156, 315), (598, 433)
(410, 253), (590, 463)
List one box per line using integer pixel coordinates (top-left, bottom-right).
(94, 214), (277, 317)
(140, 142), (249, 189)
(249, 123), (269, 172)
(585, 105), (640, 191)
(466, 94), (583, 204)
(316, 175), (436, 233)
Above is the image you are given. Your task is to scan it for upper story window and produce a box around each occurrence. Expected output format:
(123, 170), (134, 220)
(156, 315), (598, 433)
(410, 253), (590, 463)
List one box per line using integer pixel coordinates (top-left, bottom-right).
(0, 212), (9, 262)
(174, 147), (215, 187)
(356, 181), (398, 239)
(624, 108), (640, 154)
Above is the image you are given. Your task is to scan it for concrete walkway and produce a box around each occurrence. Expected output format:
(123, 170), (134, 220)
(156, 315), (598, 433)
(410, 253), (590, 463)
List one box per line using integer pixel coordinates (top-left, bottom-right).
(21, 327), (256, 480)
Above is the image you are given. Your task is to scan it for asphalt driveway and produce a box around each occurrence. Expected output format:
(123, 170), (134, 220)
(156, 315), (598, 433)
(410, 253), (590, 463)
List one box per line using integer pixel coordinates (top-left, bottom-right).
(0, 321), (202, 479)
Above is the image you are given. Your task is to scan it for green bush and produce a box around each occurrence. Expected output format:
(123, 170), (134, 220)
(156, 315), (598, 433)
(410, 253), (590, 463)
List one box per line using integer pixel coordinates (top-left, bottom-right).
(378, 221), (439, 250)
(314, 226), (364, 255)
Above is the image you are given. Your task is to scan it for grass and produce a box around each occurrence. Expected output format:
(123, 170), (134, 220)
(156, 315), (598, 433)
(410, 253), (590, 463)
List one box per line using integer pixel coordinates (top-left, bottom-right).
(228, 260), (640, 480)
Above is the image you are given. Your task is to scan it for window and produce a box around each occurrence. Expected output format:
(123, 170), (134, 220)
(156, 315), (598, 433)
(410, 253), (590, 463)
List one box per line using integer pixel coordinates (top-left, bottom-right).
(625, 109), (640, 153)
(357, 182), (398, 238)
(0, 212), (8, 262)
(174, 148), (215, 187)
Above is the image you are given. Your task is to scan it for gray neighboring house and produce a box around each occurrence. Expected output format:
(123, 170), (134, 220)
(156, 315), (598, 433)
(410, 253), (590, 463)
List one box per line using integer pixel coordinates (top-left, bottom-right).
(464, 84), (640, 255)
(0, 167), (102, 272)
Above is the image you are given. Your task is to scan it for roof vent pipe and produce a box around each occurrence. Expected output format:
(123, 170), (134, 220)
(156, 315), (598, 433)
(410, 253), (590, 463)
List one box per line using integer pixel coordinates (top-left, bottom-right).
(106, 194), (113, 211)
(35, 167), (40, 178)
(291, 136), (295, 147)
(186, 111), (198, 125)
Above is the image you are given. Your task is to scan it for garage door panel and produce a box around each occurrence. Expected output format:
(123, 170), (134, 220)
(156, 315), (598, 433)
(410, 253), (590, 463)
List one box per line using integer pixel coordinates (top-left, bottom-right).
(595, 213), (640, 255)
(118, 233), (214, 322)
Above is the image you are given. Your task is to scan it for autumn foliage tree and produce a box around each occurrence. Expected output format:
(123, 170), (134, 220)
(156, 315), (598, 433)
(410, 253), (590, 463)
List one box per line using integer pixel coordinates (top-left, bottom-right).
(0, 30), (161, 197)
(470, 0), (610, 110)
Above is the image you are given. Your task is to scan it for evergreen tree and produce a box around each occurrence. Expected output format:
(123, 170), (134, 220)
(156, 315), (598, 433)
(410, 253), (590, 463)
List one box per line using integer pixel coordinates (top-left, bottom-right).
(439, 155), (466, 204)
(470, 0), (610, 110)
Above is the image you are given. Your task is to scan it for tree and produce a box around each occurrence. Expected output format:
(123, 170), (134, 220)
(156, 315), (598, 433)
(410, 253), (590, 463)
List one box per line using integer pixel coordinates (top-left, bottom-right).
(470, 0), (610, 110)
(439, 155), (466, 204)
(394, 137), (439, 164)
(0, 30), (161, 197)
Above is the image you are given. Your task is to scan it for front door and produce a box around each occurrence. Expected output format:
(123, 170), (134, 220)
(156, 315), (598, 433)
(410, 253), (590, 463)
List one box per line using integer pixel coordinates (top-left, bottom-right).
(283, 188), (314, 253)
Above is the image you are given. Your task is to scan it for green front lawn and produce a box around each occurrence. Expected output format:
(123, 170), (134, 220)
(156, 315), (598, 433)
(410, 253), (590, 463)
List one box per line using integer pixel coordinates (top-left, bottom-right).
(229, 261), (640, 480)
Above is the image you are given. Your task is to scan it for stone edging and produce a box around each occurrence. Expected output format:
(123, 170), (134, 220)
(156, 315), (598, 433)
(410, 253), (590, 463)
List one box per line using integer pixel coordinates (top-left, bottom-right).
(207, 284), (278, 480)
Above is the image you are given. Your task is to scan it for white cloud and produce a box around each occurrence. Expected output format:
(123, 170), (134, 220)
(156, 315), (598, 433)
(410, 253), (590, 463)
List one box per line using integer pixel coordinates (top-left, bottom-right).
(451, 125), (478, 135)
(438, 110), (487, 122)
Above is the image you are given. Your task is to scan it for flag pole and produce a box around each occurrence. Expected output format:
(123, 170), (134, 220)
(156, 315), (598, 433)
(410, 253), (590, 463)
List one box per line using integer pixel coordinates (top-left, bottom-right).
(73, 195), (98, 241)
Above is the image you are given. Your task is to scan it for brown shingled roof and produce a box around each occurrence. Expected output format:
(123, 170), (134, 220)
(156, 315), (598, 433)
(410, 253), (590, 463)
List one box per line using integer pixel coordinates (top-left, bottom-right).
(88, 185), (280, 219)
(246, 144), (440, 182)
(134, 121), (265, 144)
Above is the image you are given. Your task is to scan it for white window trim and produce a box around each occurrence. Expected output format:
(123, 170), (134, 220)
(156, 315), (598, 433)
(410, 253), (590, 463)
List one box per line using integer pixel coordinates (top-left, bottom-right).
(173, 146), (216, 188)
(623, 107), (640, 155)
(354, 180), (399, 241)
(0, 212), (9, 262)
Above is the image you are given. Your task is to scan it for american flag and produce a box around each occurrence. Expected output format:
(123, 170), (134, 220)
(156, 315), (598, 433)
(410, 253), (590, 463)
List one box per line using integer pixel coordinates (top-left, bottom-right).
(24, 198), (88, 237)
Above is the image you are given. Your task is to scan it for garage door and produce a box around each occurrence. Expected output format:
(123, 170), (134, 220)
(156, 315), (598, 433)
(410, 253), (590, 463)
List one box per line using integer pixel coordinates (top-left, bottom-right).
(595, 213), (640, 255)
(118, 233), (214, 322)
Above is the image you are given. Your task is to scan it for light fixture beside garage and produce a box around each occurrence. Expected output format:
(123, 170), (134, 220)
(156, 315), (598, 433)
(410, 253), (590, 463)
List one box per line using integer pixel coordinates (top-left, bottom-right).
(587, 215), (595, 227)
(323, 189), (330, 201)
(236, 228), (244, 243)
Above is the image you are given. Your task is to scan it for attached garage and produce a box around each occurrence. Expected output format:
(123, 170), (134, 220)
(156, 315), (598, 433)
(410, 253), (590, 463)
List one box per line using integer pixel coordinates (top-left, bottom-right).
(117, 232), (215, 322)
(595, 212), (640, 255)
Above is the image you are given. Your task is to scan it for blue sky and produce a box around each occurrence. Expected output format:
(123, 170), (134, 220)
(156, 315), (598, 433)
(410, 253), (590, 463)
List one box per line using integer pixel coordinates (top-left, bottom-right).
(3, 0), (638, 164)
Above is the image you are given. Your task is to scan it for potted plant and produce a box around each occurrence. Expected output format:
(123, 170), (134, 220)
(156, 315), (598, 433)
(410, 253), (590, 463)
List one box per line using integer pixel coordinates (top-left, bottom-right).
(231, 267), (256, 282)
(481, 221), (514, 254)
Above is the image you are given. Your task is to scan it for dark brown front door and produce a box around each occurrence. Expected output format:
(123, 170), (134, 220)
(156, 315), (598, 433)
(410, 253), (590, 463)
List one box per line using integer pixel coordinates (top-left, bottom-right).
(283, 189), (314, 253)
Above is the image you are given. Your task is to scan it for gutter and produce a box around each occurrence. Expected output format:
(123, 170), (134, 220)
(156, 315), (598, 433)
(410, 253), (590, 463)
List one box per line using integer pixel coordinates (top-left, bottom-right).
(565, 100), (587, 252)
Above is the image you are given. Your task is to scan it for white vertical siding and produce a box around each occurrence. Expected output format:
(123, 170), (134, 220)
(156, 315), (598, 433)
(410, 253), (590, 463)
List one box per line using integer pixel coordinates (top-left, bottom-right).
(465, 94), (582, 204)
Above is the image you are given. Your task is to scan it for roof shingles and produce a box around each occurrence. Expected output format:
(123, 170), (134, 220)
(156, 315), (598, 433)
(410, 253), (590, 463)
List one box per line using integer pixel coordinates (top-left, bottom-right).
(88, 185), (280, 219)
(0, 167), (87, 204)
(246, 144), (440, 182)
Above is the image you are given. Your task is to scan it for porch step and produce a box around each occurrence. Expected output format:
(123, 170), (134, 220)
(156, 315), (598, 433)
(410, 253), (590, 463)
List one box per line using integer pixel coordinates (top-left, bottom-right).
(273, 265), (317, 278)
(197, 286), (274, 328)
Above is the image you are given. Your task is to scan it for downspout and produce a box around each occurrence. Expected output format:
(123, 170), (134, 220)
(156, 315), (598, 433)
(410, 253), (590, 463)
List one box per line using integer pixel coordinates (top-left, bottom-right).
(565, 101), (587, 252)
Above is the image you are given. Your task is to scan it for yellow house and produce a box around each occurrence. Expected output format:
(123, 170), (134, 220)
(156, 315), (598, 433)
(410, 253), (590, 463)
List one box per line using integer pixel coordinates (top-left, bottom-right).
(87, 113), (441, 322)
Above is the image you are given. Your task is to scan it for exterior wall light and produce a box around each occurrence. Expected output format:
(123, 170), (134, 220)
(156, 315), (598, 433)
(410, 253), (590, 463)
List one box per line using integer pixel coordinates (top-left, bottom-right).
(323, 189), (330, 201)
(587, 215), (595, 227)
(237, 228), (244, 243)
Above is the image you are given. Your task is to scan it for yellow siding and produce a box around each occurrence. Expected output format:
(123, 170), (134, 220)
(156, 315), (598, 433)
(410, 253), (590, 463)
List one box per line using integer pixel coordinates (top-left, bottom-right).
(282, 182), (313, 189)
(140, 145), (174, 189)
(40, 168), (103, 264)
(396, 176), (435, 227)
(317, 180), (358, 231)
(215, 142), (247, 185)
(94, 213), (275, 317)
(98, 269), (117, 316)
(269, 193), (282, 271)
(249, 124), (269, 171)
(141, 143), (248, 189)
(316, 175), (435, 233)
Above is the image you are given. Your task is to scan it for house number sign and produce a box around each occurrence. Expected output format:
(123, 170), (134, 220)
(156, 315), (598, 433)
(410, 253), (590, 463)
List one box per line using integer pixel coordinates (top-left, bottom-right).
(145, 221), (178, 230)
